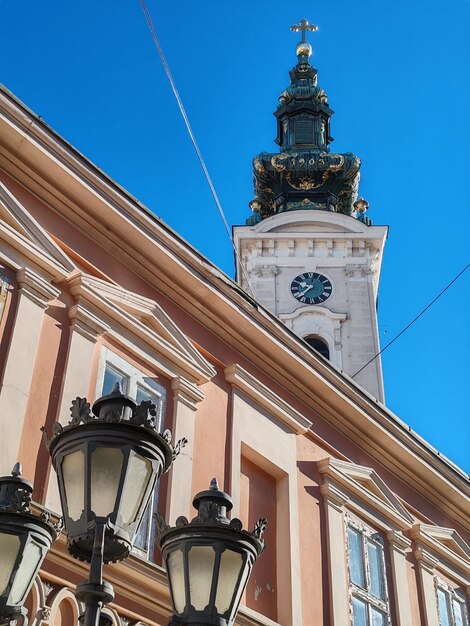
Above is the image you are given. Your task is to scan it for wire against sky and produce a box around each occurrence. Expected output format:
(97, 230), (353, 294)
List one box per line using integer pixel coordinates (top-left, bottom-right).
(352, 263), (469, 379)
(138, 0), (254, 296)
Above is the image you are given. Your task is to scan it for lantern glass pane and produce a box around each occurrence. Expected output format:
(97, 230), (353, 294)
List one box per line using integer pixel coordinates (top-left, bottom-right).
(62, 449), (85, 521)
(91, 447), (124, 518)
(0, 533), (21, 595)
(120, 453), (153, 525)
(215, 549), (244, 614)
(188, 545), (215, 610)
(167, 549), (186, 614)
(9, 539), (45, 605)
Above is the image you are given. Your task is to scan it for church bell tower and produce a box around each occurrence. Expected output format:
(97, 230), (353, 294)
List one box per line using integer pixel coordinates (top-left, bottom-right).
(234, 20), (387, 401)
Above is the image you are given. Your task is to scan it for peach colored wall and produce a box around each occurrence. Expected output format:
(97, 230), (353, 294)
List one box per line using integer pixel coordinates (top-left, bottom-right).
(190, 368), (230, 497)
(17, 294), (72, 501)
(240, 456), (278, 621)
(1, 169), (469, 626)
(407, 551), (422, 626)
(295, 435), (327, 625)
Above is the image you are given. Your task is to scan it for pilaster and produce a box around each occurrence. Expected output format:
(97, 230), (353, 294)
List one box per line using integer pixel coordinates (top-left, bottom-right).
(414, 545), (439, 626)
(44, 301), (109, 512)
(0, 267), (59, 474)
(320, 480), (350, 626)
(387, 531), (414, 626)
(165, 376), (204, 523)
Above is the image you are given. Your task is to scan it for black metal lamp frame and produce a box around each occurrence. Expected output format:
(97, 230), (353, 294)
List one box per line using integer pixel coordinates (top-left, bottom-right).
(157, 479), (267, 626)
(43, 388), (185, 626)
(0, 465), (59, 626)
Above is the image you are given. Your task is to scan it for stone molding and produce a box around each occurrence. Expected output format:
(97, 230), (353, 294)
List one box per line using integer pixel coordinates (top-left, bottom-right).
(343, 263), (373, 278)
(411, 523), (470, 583)
(61, 270), (216, 385)
(251, 264), (280, 278)
(387, 530), (412, 554)
(16, 267), (60, 308)
(224, 363), (312, 434)
(171, 376), (205, 410)
(68, 302), (110, 342)
(320, 480), (350, 511)
(318, 457), (414, 530)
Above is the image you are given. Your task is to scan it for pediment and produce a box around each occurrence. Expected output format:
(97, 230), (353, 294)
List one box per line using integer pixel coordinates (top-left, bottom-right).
(319, 457), (414, 526)
(0, 181), (75, 272)
(414, 523), (470, 564)
(64, 271), (216, 384)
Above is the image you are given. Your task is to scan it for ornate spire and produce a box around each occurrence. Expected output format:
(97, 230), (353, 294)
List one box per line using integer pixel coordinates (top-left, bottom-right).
(248, 20), (364, 224)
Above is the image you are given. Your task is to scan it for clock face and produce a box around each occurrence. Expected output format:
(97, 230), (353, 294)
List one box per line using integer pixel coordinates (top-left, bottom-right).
(290, 272), (332, 304)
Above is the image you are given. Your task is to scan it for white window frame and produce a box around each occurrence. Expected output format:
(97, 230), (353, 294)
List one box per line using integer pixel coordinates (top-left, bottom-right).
(96, 347), (167, 560)
(346, 515), (391, 626)
(435, 576), (469, 626)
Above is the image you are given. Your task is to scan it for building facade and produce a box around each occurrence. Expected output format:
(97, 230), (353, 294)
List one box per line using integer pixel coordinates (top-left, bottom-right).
(0, 25), (469, 626)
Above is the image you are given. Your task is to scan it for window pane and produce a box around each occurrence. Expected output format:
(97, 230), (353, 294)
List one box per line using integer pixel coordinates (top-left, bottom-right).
(371, 607), (386, 626)
(348, 527), (365, 588)
(452, 598), (466, 626)
(136, 385), (157, 406)
(367, 540), (385, 599)
(103, 364), (129, 394)
(352, 596), (368, 626)
(438, 588), (451, 626)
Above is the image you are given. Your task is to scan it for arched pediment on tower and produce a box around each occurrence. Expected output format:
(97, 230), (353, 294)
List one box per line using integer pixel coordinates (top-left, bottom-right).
(253, 210), (372, 235)
(279, 305), (347, 368)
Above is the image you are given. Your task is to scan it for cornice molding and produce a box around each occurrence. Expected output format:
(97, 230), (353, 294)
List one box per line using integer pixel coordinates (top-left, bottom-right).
(413, 545), (439, 572)
(171, 376), (205, 410)
(60, 271), (216, 385)
(387, 530), (412, 554)
(224, 363), (312, 434)
(0, 180), (75, 272)
(318, 457), (414, 530)
(68, 301), (110, 342)
(320, 481), (350, 511)
(411, 523), (470, 579)
(16, 266), (60, 308)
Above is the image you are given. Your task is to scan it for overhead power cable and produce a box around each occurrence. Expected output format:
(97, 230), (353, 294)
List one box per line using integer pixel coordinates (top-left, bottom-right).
(138, 0), (254, 296)
(352, 263), (469, 379)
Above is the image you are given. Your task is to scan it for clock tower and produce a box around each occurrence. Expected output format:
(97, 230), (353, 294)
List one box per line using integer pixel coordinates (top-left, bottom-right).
(234, 20), (387, 401)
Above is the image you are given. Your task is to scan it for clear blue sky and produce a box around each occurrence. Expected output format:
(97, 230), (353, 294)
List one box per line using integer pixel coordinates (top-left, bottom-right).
(2, 1), (469, 472)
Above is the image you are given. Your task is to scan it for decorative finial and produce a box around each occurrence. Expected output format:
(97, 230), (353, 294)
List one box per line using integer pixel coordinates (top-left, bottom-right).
(210, 477), (219, 490)
(290, 18), (318, 58)
(12, 462), (22, 477)
(354, 197), (369, 214)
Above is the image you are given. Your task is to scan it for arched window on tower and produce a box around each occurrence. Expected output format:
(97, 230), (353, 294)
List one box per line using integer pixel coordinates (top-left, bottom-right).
(304, 335), (330, 360)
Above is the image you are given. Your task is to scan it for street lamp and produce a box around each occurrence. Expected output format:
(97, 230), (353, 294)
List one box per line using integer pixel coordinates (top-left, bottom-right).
(0, 463), (58, 626)
(157, 478), (267, 626)
(43, 385), (183, 626)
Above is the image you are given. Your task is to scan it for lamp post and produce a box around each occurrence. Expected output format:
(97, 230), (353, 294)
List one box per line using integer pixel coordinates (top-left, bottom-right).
(4, 389), (266, 626)
(43, 385), (184, 626)
(157, 478), (267, 626)
(0, 464), (59, 626)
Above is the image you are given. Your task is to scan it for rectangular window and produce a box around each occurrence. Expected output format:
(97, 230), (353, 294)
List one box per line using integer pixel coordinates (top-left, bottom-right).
(97, 348), (167, 560)
(347, 518), (390, 626)
(294, 119), (314, 145)
(436, 579), (469, 626)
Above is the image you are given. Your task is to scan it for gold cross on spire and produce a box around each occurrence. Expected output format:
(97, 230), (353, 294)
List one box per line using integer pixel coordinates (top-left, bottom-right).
(290, 18), (318, 43)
